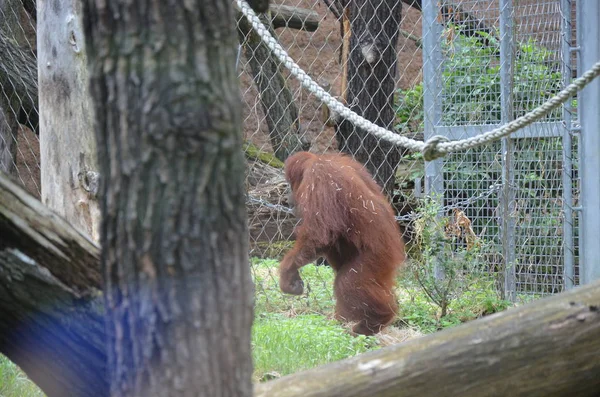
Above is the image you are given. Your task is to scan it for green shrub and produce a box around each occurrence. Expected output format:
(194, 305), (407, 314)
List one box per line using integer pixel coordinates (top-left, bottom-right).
(404, 197), (510, 322)
(394, 30), (563, 129)
(397, 274), (512, 334)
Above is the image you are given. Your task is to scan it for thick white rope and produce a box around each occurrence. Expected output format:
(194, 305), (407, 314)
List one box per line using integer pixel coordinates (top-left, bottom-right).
(236, 0), (600, 160)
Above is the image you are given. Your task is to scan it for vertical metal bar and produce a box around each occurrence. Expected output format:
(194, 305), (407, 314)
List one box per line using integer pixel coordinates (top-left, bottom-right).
(561, 0), (575, 289)
(577, 0), (600, 285)
(576, 0), (583, 287)
(500, 0), (516, 302)
(422, 0), (445, 280)
(422, 0), (444, 197)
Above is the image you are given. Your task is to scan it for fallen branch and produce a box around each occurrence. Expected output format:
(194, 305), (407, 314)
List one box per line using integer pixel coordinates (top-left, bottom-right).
(0, 172), (106, 397)
(236, 4), (319, 32)
(270, 4), (319, 32)
(400, 29), (422, 48)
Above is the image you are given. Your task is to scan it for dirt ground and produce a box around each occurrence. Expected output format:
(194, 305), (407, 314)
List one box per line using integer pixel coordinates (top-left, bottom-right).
(14, 1), (424, 199)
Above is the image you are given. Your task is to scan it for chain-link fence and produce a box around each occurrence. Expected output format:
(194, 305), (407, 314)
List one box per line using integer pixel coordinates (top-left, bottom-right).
(1, 0), (597, 317)
(421, 0), (580, 301)
(238, 0), (593, 309)
(0, 0), (39, 199)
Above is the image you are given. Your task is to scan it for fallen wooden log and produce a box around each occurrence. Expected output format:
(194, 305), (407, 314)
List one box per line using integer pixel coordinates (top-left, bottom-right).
(270, 4), (319, 32)
(236, 4), (319, 32)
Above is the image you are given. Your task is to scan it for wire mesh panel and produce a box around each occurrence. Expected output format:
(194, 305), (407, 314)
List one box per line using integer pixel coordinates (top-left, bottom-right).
(0, 1), (40, 199)
(236, 0), (584, 308)
(0, 0), (588, 312)
(421, 0), (579, 300)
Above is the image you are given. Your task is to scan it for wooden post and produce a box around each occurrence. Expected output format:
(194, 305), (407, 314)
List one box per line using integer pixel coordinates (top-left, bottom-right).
(38, 0), (100, 242)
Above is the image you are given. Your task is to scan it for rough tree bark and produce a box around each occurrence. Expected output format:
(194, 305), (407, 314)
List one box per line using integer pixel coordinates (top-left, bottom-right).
(1, 170), (600, 395)
(238, 13), (309, 161)
(82, 0), (259, 396)
(38, 0), (100, 242)
(0, 89), (18, 176)
(335, 0), (403, 197)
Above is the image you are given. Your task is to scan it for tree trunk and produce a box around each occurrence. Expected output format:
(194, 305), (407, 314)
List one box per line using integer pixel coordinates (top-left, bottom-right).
(238, 13), (309, 162)
(37, 0), (100, 242)
(82, 0), (256, 396)
(335, 0), (403, 197)
(0, 172), (107, 397)
(0, 93), (18, 176)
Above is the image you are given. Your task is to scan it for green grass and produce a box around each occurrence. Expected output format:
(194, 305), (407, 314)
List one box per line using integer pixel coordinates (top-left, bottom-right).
(0, 257), (514, 395)
(250, 258), (384, 381)
(0, 355), (45, 397)
(251, 257), (512, 336)
(397, 275), (513, 334)
(252, 313), (378, 382)
(249, 257), (513, 379)
(251, 258), (336, 316)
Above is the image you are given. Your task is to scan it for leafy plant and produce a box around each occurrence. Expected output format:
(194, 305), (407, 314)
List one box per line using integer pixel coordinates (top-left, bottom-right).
(440, 32), (502, 125)
(395, 83), (424, 133)
(394, 29), (564, 129)
(397, 275), (512, 334)
(406, 197), (502, 321)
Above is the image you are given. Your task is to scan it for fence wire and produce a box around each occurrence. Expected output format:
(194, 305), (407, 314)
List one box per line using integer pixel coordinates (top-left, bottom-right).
(239, 0), (583, 307)
(0, 1), (39, 199)
(0, 0), (590, 317)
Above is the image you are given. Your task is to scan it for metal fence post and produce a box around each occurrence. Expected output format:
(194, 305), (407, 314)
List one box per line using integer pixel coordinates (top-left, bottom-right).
(561, 0), (575, 290)
(577, 0), (600, 285)
(422, 0), (445, 280)
(500, 0), (516, 302)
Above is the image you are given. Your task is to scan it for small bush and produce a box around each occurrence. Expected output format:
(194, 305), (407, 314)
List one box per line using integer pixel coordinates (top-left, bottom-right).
(397, 275), (512, 334)
(403, 197), (511, 325)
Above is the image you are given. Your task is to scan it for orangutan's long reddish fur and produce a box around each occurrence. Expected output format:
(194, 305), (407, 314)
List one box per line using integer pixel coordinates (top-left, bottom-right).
(279, 151), (406, 335)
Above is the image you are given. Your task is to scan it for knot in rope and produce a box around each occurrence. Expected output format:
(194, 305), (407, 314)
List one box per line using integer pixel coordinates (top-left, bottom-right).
(422, 135), (450, 161)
